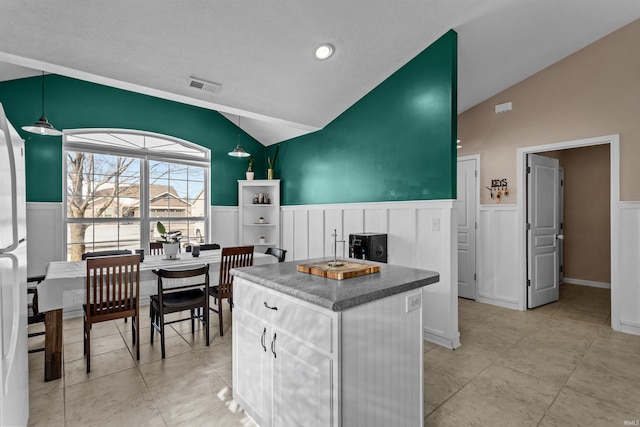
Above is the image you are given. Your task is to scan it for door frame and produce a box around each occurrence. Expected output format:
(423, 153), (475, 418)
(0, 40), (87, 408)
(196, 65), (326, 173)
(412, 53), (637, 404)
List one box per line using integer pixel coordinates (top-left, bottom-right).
(516, 134), (620, 330)
(457, 154), (480, 300)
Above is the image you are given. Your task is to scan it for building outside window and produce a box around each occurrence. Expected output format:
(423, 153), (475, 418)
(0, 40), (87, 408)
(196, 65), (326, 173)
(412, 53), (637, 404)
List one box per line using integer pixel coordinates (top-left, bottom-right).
(64, 130), (209, 261)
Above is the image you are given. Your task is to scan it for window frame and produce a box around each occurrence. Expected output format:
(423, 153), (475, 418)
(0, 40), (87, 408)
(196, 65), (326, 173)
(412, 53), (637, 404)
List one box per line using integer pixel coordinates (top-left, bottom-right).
(63, 128), (210, 260)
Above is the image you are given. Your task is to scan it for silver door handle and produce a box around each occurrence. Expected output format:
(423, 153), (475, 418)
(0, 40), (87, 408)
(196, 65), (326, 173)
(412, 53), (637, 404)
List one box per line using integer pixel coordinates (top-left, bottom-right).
(271, 332), (277, 359)
(260, 327), (267, 352)
(555, 234), (565, 240)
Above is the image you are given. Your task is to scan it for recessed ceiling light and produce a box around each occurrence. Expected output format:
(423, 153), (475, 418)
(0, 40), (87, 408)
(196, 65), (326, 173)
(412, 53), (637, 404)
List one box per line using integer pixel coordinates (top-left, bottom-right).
(315, 43), (335, 60)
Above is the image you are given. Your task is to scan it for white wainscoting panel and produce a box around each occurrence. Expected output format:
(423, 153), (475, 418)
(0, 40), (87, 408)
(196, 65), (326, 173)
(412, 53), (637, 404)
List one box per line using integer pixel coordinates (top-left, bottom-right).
(293, 210), (309, 261)
(619, 202), (640, 336)
(282, 200), (459, 349)
(26, 202), (64, 277)
(478, 205), (519, 309)
(211, 206), (239, 248)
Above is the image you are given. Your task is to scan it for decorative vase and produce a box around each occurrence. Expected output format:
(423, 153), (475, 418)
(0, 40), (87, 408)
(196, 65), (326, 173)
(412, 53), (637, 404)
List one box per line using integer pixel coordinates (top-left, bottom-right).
(267, 168), (274, 180)
(163, 242), (180, 260)
(259, 237), (266, 244)
(246, 171), (255, 180)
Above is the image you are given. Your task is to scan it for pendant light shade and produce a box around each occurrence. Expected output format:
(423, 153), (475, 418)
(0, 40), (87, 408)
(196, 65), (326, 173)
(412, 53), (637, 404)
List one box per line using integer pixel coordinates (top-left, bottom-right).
(228, 144), (250, 157)
(228, 116), (250, 157)
(22, 72), (62, 136)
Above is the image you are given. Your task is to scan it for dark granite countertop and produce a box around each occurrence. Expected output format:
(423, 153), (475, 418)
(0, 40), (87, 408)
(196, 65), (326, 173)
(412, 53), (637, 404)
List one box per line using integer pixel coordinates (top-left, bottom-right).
(230, 257), (439, 312)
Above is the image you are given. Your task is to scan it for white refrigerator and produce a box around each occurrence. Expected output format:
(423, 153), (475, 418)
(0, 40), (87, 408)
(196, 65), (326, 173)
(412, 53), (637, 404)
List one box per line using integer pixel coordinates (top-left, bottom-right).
(0, 103), (29, 426)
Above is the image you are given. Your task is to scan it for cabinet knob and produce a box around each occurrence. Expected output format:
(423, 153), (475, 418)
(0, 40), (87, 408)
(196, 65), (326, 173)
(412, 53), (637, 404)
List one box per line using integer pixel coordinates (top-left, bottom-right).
(264, 302), (278, 311)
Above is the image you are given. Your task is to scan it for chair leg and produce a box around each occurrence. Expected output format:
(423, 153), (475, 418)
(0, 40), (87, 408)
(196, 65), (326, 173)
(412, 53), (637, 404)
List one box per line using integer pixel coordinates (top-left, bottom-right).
(205, 303), (210, 347)
(150, 304), (155, 344)
(160, 316), (166, 359)
(135, 315), (140, 361)
(191, 309), (195, 334)
(218, 298), (224, 337)
(86, 321), (91, 373)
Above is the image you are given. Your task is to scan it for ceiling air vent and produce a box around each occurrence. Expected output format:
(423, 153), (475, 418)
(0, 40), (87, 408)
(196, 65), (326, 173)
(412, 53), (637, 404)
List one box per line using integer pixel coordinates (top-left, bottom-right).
(188, 77), (221, 94)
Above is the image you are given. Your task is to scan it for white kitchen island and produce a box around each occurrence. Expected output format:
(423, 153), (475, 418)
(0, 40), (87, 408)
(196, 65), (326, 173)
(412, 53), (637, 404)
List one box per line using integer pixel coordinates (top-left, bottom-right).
(230, 258), (439, 427)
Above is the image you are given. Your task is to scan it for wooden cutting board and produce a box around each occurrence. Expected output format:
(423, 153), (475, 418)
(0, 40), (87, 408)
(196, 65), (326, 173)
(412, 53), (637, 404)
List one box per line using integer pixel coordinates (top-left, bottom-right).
(297, 260), (381, 280)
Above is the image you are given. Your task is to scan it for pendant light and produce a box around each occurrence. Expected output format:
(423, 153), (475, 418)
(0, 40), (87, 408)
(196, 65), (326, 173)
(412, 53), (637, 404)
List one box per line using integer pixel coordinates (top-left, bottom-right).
(228, 115), (250, 157)
(22, 71), (62, 136)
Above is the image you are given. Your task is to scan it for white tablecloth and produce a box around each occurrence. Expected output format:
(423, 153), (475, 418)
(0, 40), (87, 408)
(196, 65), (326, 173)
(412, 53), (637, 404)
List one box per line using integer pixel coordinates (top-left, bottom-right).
(37, 250), (277, 314)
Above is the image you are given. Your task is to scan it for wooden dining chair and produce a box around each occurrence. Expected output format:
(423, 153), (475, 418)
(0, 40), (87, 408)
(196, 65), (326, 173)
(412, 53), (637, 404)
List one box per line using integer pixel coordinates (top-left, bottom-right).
(150, 264), (210, 358)
(265, 247), (287, 262)
(84, 254), (140, 373)
(149, 242), (163, 255)
(27, 275), (46, 354)
(210, 246), (254, 336)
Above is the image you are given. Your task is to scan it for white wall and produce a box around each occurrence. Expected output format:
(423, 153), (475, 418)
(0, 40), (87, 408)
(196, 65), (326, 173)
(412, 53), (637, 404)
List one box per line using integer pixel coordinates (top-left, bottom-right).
(213, 200), (461, 349)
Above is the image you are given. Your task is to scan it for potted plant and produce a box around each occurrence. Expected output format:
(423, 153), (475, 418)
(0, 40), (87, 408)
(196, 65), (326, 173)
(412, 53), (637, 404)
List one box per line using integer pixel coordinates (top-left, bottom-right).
(156, 221), (183, 260)
(259, 236), (266, 244)
(246, 157), (255, 180)
(267, 146), (279, 180)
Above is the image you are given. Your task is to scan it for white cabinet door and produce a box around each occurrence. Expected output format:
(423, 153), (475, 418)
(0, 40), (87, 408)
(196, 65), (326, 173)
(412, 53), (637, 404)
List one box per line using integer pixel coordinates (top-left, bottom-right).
(271, 329), (333, 427)
(233, 308), (271, 426)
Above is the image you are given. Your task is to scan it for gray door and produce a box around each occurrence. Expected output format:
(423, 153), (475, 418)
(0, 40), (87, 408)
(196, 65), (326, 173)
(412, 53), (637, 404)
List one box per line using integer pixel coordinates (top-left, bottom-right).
(527, 154), (561, 308)
(456, 158), (477, 300)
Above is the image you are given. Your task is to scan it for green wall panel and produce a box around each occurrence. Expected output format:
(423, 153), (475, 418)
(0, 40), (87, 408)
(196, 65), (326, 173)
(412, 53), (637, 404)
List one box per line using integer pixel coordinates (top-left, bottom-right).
(0, 75), (263, 205)
(271, 30), (457, 205)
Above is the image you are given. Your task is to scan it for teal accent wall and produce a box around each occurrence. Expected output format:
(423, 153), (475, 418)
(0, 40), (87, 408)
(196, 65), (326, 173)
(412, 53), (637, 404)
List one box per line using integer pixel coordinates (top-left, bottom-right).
(0, 75), (264, 205)
(269, 30), (457, 205)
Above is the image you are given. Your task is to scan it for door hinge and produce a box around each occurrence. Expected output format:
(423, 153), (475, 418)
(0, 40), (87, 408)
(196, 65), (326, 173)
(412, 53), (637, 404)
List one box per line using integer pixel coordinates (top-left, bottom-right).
(527, 279), (531, 287)
(475, 222), (478, 230)
(526, 223), (531, 230)
(560, 265), (563, 273)
(474, 273), (477, 281)
(560, 222), (564, 230)
(527, 166), (531, 173)
(475, 170), (478, 178)
(561, 179), (564, 186)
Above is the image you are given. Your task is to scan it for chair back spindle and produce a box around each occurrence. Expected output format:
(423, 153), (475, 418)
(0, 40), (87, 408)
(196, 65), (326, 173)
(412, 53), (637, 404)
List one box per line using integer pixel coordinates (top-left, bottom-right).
(218, 246), (254, 298)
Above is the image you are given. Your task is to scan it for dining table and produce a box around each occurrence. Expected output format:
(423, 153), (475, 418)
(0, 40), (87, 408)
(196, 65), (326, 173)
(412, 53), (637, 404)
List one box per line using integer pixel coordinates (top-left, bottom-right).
(37, 249), (278, 381)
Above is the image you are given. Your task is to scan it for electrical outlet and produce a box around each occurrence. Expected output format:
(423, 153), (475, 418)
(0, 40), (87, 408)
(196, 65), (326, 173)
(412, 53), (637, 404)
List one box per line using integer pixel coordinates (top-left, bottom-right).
(431, 217), (440, 231)
(406, 293), (421, 313)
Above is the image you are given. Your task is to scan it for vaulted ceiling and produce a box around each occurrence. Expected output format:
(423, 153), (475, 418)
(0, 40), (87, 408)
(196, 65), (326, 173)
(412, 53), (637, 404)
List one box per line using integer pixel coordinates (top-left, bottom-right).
(1, 1), (639, 145)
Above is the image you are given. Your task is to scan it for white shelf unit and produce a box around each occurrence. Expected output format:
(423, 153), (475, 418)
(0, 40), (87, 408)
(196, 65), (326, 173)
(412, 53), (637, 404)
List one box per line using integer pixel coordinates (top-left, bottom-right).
(238, 180), (280, 250)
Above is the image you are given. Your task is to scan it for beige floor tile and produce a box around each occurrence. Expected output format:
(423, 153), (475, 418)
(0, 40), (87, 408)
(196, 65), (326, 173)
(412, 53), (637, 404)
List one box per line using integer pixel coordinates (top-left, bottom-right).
(28, 367), (64, 398)
(137, 334), (194, 365)
(539, 388), (640, 427)
(65, 367), (148, 413)
(566, 362), (640, 414)
(424, 408), (472, 427)
(63, 319), (121, 345)
(64, 347), (137, 387)
(27, 388), (65, 427)
(138, 351), (213, 389)
(439, 365), (561, 426)
(64, 332), (127, 363)
(149, 370), (229, 425)
(424, 365), (470, 407)
(178, 389), (256, 427)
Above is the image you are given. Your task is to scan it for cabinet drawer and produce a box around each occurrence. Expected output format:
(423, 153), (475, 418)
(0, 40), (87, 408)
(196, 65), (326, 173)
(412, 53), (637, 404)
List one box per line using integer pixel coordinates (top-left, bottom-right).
(270, 295), (333, 354)
(234, 278), (334, 354)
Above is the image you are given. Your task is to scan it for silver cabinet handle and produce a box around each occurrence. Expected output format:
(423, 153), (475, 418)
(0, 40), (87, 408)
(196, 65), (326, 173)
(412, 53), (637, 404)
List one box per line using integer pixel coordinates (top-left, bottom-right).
(261, 327), (267, 352)
(271, 332), (277, 359)
(264, 302), (278, 311)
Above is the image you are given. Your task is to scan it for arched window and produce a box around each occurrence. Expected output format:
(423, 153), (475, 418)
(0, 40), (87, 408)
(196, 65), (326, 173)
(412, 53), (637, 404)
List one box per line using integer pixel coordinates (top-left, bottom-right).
(63, 129), (210, 261)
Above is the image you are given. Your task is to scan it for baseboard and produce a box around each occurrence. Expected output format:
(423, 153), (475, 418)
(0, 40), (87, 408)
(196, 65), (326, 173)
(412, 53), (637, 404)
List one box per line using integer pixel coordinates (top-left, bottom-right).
(563, 277), (611, 289)
(620, 320), (640, 337)
(477, 295), (519, 310)
(423, 329), (461, 350)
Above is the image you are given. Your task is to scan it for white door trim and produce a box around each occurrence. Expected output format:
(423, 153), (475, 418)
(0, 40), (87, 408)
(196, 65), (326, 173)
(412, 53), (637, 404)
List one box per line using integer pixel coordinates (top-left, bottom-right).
(516, 134), (620, 331)
(457, 154), (480, 300)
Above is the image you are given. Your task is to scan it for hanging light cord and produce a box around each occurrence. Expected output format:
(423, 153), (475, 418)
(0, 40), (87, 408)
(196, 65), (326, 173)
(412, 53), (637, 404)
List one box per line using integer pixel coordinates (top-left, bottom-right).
(40, 71), (46, 117)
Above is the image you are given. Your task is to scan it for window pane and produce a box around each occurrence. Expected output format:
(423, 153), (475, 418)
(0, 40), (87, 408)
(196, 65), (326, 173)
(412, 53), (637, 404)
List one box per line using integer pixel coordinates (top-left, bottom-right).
(65, 131), (208, 261)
